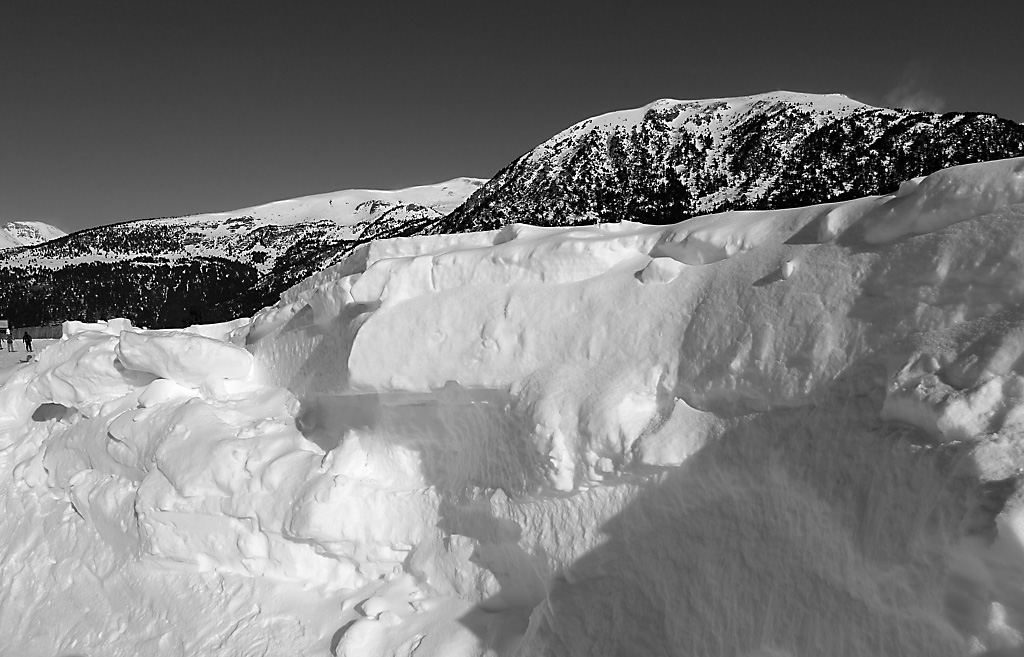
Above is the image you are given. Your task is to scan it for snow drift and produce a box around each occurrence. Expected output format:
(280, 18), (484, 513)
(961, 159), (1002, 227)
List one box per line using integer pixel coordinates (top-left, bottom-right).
(4, 158), (1024, 656)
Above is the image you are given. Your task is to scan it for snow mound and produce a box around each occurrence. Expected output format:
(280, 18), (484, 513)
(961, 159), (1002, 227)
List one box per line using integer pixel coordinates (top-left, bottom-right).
(860, 157), (1024, 243)
(4, 158), (1024, 655)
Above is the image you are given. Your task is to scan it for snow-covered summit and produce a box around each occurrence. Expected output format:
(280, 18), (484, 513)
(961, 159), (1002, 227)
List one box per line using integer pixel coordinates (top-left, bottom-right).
(0, 220), (65, 249)
(165, 176), (486, 229)
(440, 90), (1024, 232)
(548, 90), (867, 147)
(4, 157), (1024, 655)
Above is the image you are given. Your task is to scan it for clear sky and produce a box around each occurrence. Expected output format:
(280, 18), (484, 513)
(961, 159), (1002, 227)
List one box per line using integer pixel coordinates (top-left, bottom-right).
(2, 1), (1021, 233)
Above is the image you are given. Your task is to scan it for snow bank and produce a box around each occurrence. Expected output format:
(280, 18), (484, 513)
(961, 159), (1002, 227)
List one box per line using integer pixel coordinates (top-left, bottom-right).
(861, 157), (1024, 243)
(4, 158), (1024, 656)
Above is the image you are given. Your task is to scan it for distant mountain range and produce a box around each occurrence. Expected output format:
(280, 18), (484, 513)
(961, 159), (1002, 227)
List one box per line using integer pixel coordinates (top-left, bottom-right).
(0, 221), (66, 249)
(3, 91), (1024, 328)
(0, 179), (483, 327)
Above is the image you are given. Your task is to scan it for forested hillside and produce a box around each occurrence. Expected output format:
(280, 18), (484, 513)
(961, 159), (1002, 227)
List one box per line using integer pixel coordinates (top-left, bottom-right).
(0, 259), (255, 327)
(435, 93), (1024, 232)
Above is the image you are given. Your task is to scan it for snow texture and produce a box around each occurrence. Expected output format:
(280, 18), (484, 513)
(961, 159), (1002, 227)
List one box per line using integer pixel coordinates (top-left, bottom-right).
(4, 158), (1024, 655)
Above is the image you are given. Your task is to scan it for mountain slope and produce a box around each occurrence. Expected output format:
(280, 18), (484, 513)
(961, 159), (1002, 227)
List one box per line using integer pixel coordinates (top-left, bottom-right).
(0, 221), (66, 249)
(0, 178), (484, 328)
(5, 91), (1024, 330)
(434, 91), (1024, 233)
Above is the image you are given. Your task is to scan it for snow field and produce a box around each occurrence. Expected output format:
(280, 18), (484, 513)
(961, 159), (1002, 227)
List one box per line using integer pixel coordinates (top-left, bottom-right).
(3, 157), (1024, 655)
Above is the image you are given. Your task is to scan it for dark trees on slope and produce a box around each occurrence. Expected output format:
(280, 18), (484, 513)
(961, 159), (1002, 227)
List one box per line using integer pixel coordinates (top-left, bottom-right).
(438, 107), (1024, 234)
(0, 258), (255, 329)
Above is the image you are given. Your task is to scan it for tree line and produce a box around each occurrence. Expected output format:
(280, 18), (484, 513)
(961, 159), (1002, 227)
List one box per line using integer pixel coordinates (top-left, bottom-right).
(0, 258), (256, 328)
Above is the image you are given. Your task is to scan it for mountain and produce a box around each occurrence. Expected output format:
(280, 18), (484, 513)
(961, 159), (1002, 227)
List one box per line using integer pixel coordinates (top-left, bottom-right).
(0, 221), (66, 249)
(434, 91), (1024, 233)
(5, 91), (1024, 330)
(0, 178), (484, 328)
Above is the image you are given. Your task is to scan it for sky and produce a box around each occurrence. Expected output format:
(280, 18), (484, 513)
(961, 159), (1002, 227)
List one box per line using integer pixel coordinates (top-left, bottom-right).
(2, 1), (1022, 234)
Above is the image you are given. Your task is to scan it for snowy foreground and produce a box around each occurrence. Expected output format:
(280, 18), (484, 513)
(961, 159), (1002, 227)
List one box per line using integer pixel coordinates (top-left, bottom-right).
(4, 159), (1024, 656)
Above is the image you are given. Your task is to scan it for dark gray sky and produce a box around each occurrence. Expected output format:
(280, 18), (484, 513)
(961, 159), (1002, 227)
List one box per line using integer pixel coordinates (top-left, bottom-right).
(2, 1), (1021, 233)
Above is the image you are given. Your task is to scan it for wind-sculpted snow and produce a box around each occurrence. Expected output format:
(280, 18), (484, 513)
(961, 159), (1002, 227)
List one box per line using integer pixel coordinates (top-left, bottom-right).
(5, 158), (1024, 655)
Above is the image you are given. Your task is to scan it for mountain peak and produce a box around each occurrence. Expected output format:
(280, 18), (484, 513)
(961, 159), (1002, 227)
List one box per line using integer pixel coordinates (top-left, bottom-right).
(573, 91), (869, 133)
(437, 91), (1024, 233)
(0, 221), (66, 249)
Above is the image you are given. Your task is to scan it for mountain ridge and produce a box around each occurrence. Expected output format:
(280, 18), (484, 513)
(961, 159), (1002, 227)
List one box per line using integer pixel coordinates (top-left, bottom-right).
(0, 221), (66, 250)
(4, 91), (1024, 328)
(0, 178), (485, 327)
(432, 91), (1024, 234)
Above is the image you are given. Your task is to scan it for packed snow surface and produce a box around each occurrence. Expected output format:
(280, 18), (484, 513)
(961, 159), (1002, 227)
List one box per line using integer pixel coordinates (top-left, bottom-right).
(4, 158), (1024, 655)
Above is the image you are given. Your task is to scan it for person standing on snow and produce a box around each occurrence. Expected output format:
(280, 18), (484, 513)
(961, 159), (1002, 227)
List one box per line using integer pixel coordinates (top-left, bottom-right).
(22, 332), (32, 352)
(5, 331), (13, 352)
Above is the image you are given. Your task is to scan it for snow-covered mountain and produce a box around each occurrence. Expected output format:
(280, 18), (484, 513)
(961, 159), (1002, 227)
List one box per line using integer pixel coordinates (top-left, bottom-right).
(3, 157), (1024, 656)
(5, 177), (484, 272)
(0, 220), (65, 249)
(0, 178), (484, 327)
(436, 91), (1024, 232)
(4, 92), (1024, 331)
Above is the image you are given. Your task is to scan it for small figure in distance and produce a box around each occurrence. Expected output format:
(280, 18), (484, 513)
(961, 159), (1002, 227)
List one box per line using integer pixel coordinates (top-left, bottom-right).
(5, 330), (13, 352)
(22, 331), (32, 353)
